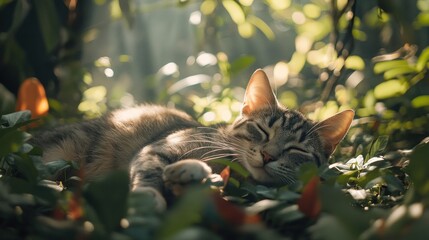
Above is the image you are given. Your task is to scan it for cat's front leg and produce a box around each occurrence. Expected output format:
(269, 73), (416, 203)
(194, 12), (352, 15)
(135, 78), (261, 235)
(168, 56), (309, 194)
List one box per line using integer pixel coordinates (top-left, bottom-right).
(163, 159), (215, 196)
(129, 149), (170, 212)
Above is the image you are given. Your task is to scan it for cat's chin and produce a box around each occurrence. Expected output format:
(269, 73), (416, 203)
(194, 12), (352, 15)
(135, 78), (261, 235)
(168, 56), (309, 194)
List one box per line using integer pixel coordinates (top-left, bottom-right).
(242, 161), (298, 185)
(243, 164), (277, 184)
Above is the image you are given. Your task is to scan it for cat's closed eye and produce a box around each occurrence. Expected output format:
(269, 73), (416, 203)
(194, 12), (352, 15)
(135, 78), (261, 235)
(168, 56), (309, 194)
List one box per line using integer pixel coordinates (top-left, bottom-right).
(245, 121), (270, 143)
(283, 146), (307, 154)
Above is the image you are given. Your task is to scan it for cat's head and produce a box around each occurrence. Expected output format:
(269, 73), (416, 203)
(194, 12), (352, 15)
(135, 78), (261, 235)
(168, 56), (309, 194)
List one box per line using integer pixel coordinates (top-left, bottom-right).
(228, 69), (354, 184)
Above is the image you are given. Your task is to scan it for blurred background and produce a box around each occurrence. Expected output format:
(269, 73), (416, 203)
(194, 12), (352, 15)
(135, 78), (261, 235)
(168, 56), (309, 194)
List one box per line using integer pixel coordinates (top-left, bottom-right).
(0, 0), (428, 150)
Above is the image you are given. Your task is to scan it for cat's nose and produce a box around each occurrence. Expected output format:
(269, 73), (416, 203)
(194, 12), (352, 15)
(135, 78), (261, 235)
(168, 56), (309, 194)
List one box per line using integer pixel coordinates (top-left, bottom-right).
(261, 151), (275, 164)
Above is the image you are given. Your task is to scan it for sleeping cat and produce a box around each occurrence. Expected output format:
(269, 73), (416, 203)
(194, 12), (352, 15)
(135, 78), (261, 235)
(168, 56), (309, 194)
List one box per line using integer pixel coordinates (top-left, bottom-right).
(31, 69), (354, 210)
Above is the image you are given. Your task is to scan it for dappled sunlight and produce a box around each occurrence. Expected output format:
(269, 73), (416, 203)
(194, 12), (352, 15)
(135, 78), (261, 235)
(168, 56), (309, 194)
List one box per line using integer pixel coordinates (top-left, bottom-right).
(196, 52), (217, 66)
(159, 62), (179, 76)
(273, 61), (289, 87)
(168, 74), (211, 94)
(78, 86), (107, 117)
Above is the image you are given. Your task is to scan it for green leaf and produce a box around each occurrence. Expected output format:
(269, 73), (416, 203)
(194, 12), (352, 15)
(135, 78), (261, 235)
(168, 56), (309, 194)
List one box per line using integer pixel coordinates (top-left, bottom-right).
(118, 0), (134, 27)
(319, 185), (377, 235)
(416, 47), (429, 72)
(309, 214), (356, 240)
(374, 80), (409, 99)
(229, 55), (255, 75)
(366, 136), (389, 160)
(8, 0), (30, 32)
(247, 15), (275, 40)
(84, 170), (129, 232)
(373, 60), (409, 74)
(222, 0), (245, 24)
(14, 155), (38, 183)
(411, 95), (429, 108)
(416, 12), (429, 28)
(298, 162), (319, 184)
(0, 0), (14, 8)
(255, 185), (277, 199)
(157, 186), (208, 239)
(0, 110), (31, 128)
(0, 131), (25, 156)
(383, 66), (416, 79)
(33, 0), (60, 53)
(405, 141), (429, 197)
(345, 55), (365, 70)
(267, 204), (304, 225)
(43, 159), (77, 178)
(0, 83), (16, 115)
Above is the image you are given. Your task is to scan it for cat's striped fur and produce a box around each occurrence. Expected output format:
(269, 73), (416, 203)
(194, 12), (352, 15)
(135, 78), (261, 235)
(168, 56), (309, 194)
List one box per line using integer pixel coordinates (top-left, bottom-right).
(31, 69), (354, 209)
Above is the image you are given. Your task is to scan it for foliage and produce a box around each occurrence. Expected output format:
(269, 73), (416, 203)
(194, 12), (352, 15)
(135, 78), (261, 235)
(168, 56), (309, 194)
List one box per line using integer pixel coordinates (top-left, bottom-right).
(1, 110), (429, 239)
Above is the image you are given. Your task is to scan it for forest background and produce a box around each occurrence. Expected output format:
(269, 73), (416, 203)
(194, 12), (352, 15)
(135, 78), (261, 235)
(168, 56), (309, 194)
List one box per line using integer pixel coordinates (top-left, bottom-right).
(1, 0), (429, 239)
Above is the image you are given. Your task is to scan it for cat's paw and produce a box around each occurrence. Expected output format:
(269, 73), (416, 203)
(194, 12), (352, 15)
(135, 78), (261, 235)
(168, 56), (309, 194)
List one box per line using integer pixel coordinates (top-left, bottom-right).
(163, 159), (212, 196)
(131, 186), (167, 212)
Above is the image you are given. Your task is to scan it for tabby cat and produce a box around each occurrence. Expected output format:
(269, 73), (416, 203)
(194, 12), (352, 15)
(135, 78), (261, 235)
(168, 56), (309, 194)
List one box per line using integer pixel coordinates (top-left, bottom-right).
(31, 69), (354, 210)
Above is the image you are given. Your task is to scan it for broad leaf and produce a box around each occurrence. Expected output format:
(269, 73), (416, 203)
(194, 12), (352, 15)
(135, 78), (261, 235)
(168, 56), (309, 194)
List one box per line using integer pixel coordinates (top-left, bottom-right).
(416, 46), (429, 72)
(84, 171), (129, 232)
(406, 141), (429, 197)
(0, 110), (31, 128)
(374, 80), (409, 99)
(373, 59), (409, 74)
(366, 135), (389, 160)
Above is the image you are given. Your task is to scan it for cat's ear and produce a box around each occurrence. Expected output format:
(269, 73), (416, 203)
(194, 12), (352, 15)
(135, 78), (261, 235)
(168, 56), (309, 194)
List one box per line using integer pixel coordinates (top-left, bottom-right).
(315, 110), (354, 156)
(241, 69), (278, 115)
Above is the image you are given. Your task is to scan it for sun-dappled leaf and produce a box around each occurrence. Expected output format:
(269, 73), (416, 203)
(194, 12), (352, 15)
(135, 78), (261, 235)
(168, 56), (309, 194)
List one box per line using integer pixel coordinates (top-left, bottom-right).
(222, 0), (245, 24)
(247, 15), (275, 40)
(238, 21), (255, 38)
(374, 80), (409, 99)
(200, 0), (217, 15)
(373, 60), (409, 74)
(266, 0), (291, 11)
(411, 95), (429, 108)
(416, 47), (429, 72)
(345, 55), (365, 70)
(383, 66), (416, 79)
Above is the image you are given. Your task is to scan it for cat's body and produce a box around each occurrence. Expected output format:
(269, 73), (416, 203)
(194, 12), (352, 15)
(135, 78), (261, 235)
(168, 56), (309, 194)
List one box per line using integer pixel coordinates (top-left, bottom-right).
(31, 70), (354, 209)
